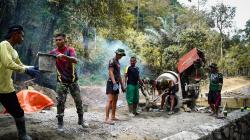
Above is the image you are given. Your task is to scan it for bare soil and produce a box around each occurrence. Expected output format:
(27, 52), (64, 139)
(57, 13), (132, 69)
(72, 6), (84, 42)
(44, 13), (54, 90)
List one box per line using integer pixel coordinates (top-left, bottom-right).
(1, 77), (250, 140)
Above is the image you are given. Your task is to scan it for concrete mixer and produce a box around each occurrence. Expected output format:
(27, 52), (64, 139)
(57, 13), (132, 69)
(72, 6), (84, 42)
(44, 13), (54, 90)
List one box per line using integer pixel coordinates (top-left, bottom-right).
(141, 48), (205, 111)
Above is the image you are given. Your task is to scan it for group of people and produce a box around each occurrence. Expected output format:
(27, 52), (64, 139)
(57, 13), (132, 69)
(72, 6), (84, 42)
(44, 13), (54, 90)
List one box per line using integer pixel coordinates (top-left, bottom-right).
(0, 25), (223, 140)
(104, 50), (144, 124)
(0, 25), (89, 140)
(104, 50), (180, 124)
(0, 25), (146, 139)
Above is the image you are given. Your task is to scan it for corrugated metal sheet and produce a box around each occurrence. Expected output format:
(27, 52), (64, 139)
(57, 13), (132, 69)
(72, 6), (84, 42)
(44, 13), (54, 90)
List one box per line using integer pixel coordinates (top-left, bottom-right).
(177, 48), (203, 73)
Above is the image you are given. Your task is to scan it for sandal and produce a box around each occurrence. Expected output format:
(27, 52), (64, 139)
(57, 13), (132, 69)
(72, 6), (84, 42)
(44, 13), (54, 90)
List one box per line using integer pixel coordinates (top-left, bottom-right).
(168, 111), (174, 115)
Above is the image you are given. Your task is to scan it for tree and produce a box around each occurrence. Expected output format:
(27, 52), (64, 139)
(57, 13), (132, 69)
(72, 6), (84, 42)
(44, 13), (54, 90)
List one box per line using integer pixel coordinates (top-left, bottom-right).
(145, 16), (176, 72)
(180, 29), (207, 51)
(242, 19), (250, 45)
(210, 3), (236, 58)
(57, 0), (134, 58)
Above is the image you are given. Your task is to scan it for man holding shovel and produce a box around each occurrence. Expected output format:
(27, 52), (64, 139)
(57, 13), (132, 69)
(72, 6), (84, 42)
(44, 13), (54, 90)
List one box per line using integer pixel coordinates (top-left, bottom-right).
(0, 25), (40, 140)
(49, 33), (88, 131)
(155, 79), (178, 115)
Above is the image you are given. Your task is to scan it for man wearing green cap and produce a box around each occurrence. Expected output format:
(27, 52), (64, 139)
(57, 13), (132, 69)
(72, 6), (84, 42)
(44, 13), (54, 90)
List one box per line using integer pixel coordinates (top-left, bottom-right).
(105, 48), (126, 124)
(208, 63), (223, 117)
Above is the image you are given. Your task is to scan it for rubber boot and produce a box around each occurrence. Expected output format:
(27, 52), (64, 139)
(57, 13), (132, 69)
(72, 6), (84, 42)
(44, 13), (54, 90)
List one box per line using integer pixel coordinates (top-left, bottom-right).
(14, 117), (32, 140)
(78, 114), (88, 128)
(57, 116), (64, 132)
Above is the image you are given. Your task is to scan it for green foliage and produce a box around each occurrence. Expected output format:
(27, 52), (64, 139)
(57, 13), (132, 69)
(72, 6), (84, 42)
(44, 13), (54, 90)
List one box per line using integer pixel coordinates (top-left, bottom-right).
(211, 3), (236, 32)
(1, 0), (250, 83)
(123, 28), (148, 53)
(210, 3), (236, 58)
(220, 45), (250, 75)
(141, 45), (161, 73)
(163, 45), (183, 71)
(242, 19), (250, 43)
(180, 29), (207, 51)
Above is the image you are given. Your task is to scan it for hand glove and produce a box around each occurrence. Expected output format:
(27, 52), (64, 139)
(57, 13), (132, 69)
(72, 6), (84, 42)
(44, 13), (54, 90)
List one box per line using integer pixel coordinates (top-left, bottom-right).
(113, 83), (119, 91)
(34, 66), (39, 70)
(25, 67), (40, 78)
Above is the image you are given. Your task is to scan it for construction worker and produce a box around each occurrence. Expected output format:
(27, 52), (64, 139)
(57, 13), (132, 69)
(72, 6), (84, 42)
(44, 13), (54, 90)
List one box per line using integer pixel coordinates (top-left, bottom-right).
(208, 63), (223, 117)
(156, 78), (178, 115)
(105, 48), (126, 124)
(49, 33), (88, 131)
(124, 56), (143, 117)
(0, 25), (40, 140)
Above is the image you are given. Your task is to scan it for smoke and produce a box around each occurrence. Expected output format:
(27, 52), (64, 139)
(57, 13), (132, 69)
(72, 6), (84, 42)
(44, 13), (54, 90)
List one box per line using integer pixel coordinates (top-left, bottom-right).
(78, 36), (145, 81)
(99, 37), (146, 78)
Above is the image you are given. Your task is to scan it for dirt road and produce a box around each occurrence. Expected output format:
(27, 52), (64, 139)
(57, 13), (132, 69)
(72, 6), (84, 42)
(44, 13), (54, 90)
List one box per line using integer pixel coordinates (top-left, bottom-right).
(0, 105), (220, 140)
(1, 77), (250, 140)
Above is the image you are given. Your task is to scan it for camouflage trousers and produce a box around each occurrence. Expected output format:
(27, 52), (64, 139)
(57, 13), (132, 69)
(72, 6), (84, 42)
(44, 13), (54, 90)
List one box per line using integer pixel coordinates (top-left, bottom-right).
(56, 82), (83, 118)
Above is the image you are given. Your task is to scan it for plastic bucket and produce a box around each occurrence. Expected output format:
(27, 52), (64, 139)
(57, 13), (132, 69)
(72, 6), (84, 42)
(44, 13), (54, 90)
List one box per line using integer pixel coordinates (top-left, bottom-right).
(38, 53), (56, 72)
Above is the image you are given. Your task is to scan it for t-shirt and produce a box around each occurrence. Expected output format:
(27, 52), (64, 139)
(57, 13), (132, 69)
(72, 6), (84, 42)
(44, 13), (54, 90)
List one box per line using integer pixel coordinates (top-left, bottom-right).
(209, 72), (223, 92)
(0, 40), (26, 93)
(50, 46), (78, 83)
(125, 66), (139, 85)
(108, 57), (121, 81)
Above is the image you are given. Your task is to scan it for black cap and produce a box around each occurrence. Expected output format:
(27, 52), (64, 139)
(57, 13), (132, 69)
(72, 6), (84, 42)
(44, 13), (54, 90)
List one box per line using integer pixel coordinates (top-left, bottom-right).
(8, 25), (23, 32)
(5, 25), (24, 39)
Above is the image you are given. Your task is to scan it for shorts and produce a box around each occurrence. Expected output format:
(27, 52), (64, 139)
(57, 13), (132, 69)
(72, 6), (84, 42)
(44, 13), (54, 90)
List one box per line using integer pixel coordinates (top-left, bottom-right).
(208, 90), (221, 107)
(106, 79), (119, 94)
(126, 84), (139, 105)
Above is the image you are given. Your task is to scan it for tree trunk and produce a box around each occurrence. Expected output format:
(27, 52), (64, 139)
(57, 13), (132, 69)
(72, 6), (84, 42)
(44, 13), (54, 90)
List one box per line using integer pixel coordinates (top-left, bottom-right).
(82, 25), (90, 58)
(220, 34), (223, 59)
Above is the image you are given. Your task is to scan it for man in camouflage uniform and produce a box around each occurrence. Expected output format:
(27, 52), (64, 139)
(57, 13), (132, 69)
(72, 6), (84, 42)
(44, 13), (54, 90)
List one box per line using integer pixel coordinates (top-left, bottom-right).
(50, 33), (88, 131)
(208, 63), (223, 117)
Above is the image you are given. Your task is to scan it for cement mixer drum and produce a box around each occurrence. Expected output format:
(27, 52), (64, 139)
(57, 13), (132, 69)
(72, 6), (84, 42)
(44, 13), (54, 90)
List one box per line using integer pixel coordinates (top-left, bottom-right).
(156, 71), (183, 109)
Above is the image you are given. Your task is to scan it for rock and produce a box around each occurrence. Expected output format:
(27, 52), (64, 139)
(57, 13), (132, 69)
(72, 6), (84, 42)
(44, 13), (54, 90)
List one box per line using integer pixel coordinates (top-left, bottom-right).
(223, 127), (230, 138)
(213, 131), (222, 140)
(233, 132), (239, 140)
(162, 131), (200, 140)
(240, 122), (247, 134)
(111, 131), (118, 137)
(229, 126), (234, 140)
